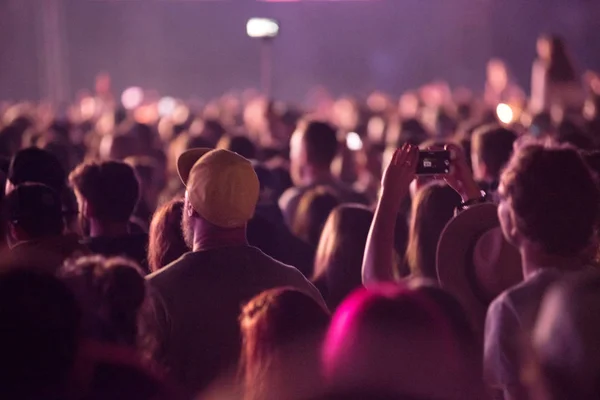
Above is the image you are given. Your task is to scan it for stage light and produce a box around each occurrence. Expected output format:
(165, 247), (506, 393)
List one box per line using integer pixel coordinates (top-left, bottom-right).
(247, 18), (279, 39)
(158, 96), (177, 117)
(346, 132), (363, 151)
(121, 87), (144, 110)
(496, 103), (514, 124)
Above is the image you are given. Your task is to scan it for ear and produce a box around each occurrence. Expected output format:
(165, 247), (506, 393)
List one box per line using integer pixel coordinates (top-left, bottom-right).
(4, 179), (14, 196)
(9, 222), (24, 244)
(186, 198), (195, 218)
(81, 199), (92, 219)
(506, 206), (523, 246)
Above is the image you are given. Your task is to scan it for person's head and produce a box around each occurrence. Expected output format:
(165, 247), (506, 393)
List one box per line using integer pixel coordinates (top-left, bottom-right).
(399, 118), (428, 146)
(240, 288), (330, 400)
(125, 155), (161, 217)
(69, 160), (140, 229)
(556, 119), (593, 150)
(177, 148), (260, 250)
(5, 183), (64, 244)
(59, 256), (151, 350)
(314, 205), (374, 310)
(487, 58), (509, 92)
(529, 271), (600, 400)
(406, 182), (461, 280)
(148, 198), (188, 273)
(538, 35), (577, 82)
(0, 269), (80, 399)
(292, 186), (340, 248)
(217, 135), (257, 160)
(498, 143), (599, 259)
(471, 125), (518, 182)
(323, 283), (484, 399)
(6, 147), (66, 195)
(290, 121), (339, 186)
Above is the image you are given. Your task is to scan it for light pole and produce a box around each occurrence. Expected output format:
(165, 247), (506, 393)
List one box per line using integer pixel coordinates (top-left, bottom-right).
(247, 18), (280, 98)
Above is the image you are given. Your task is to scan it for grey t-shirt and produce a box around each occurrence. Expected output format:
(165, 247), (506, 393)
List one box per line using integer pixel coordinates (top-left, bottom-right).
(146, 245), (326, 394)
(484, 268), (563, 388)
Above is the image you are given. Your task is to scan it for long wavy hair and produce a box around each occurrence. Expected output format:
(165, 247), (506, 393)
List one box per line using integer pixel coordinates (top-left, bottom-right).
(148, 198), (188, 272)
(313, 205), (374, 310)
(405, 182), (461, 280)
(543, 35), (577, 83)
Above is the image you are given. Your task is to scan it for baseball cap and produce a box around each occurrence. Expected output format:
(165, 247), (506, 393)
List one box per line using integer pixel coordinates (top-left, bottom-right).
(177, 148), (260, 228)
(8, 147), (66, 192)
(5, 183), (63, 225)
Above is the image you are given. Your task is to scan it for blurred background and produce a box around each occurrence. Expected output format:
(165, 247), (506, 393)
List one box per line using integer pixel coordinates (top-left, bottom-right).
(2, 0), (600, 103)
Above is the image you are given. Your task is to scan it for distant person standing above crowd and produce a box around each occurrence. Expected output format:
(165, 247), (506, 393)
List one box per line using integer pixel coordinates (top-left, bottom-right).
(484, 58), (525, 107)
(531, 35), (585, 114)
(279, 120), (365, 228)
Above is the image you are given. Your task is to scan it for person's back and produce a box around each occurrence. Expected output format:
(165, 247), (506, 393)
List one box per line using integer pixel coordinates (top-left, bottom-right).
(147, 148), (325, 394)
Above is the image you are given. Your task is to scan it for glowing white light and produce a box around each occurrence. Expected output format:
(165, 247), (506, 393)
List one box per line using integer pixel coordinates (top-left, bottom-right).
(247, 18), (279, 39)
(346, 132), (363, 151)
(121, 87), (144, 110)
(158, 96), (177, 117)
(80, 97), (97, 119)
(496, 103), (514, 125)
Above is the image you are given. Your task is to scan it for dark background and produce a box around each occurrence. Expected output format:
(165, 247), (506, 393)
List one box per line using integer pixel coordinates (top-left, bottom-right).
(2, 0), (600, 102)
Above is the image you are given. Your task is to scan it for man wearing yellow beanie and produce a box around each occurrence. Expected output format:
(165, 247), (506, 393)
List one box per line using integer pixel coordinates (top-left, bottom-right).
(147, 148), (326, 395)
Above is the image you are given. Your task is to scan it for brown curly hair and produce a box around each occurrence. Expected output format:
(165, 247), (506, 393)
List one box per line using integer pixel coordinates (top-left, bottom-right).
(500, 143), (599, 257)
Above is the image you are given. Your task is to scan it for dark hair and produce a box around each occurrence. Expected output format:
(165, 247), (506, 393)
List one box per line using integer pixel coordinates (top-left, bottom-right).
(545, 36), (577, 83)
(471, 125), (517, 179)
(148, 199), (188, 272)
(59, 256), (153, 353)
(8, 147), (66, 192)
(185, 134), (214, 151)
(69, 160), (140, 223)
(293, 187), (340, 247)
(5, 183), (64, 239)
(0, 270), (80, 399)
(501, 143), (599, 257)
(302, 121), (339, 168)
(240, 288), (330, 400)
(218, 135), (257, 160)
(406, 182), (461, 280)
(399, 119), (428, 146)
(313, 205), (374, 310)
(556, 120), (593, 150)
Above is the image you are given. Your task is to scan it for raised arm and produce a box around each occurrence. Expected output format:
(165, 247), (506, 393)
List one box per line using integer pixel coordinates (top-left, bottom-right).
(362, 144), (418, 285)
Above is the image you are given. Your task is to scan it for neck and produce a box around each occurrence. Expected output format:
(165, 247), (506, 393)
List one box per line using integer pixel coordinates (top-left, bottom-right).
(88, 219), (130, 238)
(520, 244), (584, 279)
(304, 166), (332, 186)
(192, 225), (248, 252)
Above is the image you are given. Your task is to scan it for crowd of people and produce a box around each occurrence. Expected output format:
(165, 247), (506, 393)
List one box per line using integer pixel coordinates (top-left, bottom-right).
(2, 34), (600, 400)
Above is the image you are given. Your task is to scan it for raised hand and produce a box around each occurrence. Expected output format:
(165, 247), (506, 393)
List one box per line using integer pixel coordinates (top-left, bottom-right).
(381, 143), (419, 208)
(442, 143), (481, 202)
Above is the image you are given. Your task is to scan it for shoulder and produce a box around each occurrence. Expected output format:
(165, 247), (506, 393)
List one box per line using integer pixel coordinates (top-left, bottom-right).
(279, 186), (303, 209)
(146, 253), (192, 286)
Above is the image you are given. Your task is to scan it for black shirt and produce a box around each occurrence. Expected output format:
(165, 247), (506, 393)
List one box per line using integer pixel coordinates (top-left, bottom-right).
(83, 233), (149, 274)
(146, 245), (325, 394)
